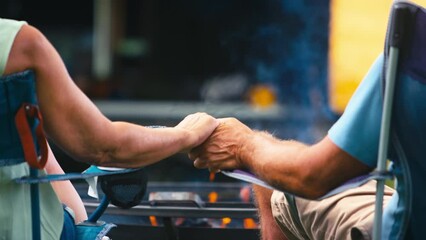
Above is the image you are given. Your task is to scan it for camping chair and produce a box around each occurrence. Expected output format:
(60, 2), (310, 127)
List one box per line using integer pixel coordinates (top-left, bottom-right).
(0, 70), (148, 240)
(373, 0), (426, 239)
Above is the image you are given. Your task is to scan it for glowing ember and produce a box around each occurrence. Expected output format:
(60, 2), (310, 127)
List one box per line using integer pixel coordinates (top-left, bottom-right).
(221, 217), (232, 228)
(149, 216), (158, 226)
(208, 191), (218, 203)
(244, 218), (257, 229)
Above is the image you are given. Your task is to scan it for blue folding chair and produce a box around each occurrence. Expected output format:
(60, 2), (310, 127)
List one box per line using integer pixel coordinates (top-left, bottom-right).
(0, 70), (148, 240)
(373, 1), (426, 239)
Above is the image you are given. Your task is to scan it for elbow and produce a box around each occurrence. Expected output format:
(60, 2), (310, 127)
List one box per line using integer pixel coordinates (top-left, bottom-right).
(300, 183), (331, 200)
(75, 123), (123, 167)
(90, 147), (117, 167)
(297, 170), (332, 200)
(270, 172), (328, 200)
(70, 143), (117, 167)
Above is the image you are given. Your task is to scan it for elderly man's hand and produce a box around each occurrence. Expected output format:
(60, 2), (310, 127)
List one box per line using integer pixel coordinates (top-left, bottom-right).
(175, 112), (219, 152)
(188, 117), (254, 172)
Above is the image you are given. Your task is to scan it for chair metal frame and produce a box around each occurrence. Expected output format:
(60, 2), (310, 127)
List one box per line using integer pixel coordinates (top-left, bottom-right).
(373, 1), (424, 239)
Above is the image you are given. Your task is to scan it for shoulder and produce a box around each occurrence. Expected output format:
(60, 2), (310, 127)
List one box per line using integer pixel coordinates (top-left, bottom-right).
(4, 21), (50, 75)
(328, 54), (384, 167)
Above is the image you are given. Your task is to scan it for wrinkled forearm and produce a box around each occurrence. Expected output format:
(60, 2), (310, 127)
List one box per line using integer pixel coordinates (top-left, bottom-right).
(94, 122), (192, 168)
(237, 131), (322, 198)
(46, 118), (193, 168)
(236, 132), (371, 199)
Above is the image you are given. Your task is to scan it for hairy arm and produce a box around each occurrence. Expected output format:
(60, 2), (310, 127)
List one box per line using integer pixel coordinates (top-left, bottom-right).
(239, 132), (371, 198)
(190, 118), (372, 199)
(5, 24), (218, 168)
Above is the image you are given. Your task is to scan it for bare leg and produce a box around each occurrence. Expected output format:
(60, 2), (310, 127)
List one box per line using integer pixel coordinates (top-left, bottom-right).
(44, 144), (88, 223)
(252, 185), (288, 240)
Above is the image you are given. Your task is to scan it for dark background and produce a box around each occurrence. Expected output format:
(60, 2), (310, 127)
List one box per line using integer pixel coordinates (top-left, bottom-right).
(1, 0), (330, 104)
(1, 0), (335, 181)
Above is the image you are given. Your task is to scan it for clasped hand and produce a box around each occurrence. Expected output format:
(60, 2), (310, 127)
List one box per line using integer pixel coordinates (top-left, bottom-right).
(187, 117), (254, 173)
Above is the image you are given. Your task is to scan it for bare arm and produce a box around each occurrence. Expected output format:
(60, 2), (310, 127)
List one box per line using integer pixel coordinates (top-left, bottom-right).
(5, 24), (219, 168)
(190, 118), (372, 199)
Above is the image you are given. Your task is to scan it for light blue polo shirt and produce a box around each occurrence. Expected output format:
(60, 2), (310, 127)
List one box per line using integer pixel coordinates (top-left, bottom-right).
(328, 54), (383, 168)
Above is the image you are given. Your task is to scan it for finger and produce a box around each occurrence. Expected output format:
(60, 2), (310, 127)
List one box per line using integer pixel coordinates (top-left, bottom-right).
(188, 147), (201, 161)
(208, 160), (238, 171)
(193, 158), (208, 169)
(188, 151), (197, 161)
(217, 117), (229, 122)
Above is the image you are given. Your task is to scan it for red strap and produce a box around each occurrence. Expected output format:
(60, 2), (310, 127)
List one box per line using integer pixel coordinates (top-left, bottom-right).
(15, 103), (48, 169)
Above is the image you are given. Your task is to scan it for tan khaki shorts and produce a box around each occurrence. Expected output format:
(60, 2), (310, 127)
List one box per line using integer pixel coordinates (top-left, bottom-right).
(271, 180), (394, 240)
